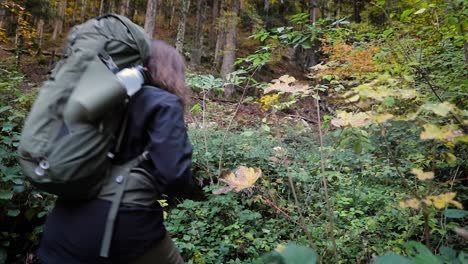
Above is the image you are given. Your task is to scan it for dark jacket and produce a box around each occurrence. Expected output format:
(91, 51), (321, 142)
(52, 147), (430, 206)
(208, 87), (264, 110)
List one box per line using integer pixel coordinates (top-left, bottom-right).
(38, 87), (193, 264)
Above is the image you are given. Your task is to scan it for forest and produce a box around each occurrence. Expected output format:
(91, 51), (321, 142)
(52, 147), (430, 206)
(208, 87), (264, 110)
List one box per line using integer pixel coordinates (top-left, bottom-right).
(0, 0), (467, 263)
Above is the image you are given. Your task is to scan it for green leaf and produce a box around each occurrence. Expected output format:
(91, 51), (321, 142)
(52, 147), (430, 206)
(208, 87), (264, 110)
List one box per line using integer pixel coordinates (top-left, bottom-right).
(383, 96), (395, 107)
(404, 241), (441, 264)
(7, 209), (20, 217)
(401, 9), (414, 21)
(372, 253), (414, 264)
(444, 209), (468, 218)
(263, 244), (317, 264)
(0, 190), (13, 200)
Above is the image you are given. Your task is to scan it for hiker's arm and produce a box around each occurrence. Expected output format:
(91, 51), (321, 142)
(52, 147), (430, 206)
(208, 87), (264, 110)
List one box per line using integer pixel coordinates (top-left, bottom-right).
(146, 97), (194, 197)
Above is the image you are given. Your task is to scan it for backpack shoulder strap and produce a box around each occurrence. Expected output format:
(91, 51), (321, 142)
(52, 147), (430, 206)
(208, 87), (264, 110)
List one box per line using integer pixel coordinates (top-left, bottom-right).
(99, 151), (148, 257)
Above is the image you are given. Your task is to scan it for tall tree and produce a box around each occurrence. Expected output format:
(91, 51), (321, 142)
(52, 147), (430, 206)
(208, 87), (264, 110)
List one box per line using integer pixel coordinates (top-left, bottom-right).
(221, 0), (240, 97)
(120, 0), (130, 16)
(52, 0), (67, 40)
(175, 0), (190, 54)
(144, 0), (157, 37)
(80, 0), (87, 22)
(99, 0), (105, 16)
(190, 0), (207, 68)
(214, 0), (226, 67)
(208, 0), (220, 47)
(169, 0), (177, 28)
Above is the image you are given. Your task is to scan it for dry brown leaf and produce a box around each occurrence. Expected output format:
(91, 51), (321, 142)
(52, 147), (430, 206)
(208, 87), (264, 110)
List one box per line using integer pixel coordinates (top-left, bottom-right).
(213, 166), (262, 195)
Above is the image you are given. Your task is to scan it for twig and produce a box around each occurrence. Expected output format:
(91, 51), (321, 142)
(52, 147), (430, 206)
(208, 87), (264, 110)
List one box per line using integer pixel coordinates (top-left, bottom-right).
(315, 96), (338, 260)
(287, 173), (320, 263)
(217, 69), (260, 176)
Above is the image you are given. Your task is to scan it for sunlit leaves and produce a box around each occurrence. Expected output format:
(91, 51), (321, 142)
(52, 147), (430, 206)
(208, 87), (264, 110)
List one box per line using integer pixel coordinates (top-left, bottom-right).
(331, 111), (371, 128)
(420, 102), (457, 117)
(331, 111), (395, 128)
(399, 198), (421, 210)
(425, 193), (463, 209)
(400, 193), (464, 210)
(411, 168), (434, 181)
(213, 166), (262, 195)
(420, 124), (464, 142)
(263, 75), (310, 94)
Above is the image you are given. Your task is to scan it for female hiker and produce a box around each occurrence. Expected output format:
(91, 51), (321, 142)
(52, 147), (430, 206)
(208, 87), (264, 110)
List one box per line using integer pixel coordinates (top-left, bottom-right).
(37, 39), (193, 264)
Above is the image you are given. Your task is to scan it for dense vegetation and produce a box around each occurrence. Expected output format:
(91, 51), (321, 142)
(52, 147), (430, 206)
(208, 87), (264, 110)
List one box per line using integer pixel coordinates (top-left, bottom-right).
(0, 0), (467, 263)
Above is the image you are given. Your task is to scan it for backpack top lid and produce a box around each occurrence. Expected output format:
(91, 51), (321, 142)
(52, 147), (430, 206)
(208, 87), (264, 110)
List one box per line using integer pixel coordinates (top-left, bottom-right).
(67, 14), (151, 69)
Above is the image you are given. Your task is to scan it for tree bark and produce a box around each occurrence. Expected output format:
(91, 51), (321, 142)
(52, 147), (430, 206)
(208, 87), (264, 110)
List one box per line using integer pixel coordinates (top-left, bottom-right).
(144, 0), (157, 37)
(221, 0), (240, 97)
(37, 18), (44, 55)
(80, 0), (87, 22)
(175, 0), (190, 54)
(190, 0), (207, 68)
(208, 0), (219, 47)
(99, 0), (105, 16)
(52, 0), (68, 40)
(214, 0), (226, 67)
(169, 0), (176, 28)
(120, 0), (130, 16)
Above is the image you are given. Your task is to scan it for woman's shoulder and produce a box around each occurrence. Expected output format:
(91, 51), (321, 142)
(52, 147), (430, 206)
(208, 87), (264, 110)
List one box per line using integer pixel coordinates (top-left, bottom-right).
(135, 86), (182, 107)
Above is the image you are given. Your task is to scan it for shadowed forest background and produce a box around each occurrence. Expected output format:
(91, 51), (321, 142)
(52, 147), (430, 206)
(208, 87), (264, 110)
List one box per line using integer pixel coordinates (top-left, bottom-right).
(0, 0), (467, 263)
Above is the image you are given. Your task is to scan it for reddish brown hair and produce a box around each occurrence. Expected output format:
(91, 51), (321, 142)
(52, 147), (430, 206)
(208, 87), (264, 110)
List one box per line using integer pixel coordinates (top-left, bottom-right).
(146, 39), (188, 106)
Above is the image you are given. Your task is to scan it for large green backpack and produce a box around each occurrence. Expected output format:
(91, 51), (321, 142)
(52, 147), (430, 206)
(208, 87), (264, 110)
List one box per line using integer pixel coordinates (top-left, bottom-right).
(18, 14), (152, 257)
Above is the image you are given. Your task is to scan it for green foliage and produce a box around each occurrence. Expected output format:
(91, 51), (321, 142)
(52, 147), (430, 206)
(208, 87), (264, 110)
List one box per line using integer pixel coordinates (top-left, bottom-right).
(0, 64), (54, 262)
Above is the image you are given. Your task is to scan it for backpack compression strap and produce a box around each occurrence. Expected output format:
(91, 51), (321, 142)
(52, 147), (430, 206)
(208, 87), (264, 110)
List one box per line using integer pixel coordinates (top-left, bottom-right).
(99, 151), (149, 257)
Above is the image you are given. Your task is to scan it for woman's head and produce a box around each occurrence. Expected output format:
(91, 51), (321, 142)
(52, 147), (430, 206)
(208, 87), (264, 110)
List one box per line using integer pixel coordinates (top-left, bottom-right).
(146, 39), (188, 106)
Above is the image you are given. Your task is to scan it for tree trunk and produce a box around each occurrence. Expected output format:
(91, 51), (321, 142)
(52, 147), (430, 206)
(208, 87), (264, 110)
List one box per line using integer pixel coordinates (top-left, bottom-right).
(208, 0), (219, 47)
(144, 0), (157, 37)
(309, 0), (317, 24)
(120, 0), (130, 16)
(99, 0), (105, 16)
(72, 0), (78, 24)
(264, 0), (269, 13)
(221, 0), (240, 97)
(52, 0), (68, 40)
(37, 18), (45, 55)
(80, 0), (87, 22)
(175, 0), (190, 54)
(169, 0), (177, 29)
(214, 0), (226, 67)
(190, 0), (207, 68)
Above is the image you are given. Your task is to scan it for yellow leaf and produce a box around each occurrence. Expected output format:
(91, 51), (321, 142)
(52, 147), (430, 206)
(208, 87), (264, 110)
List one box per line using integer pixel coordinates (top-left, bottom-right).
(264, 75), (311, 94)
(331, 111), (372, 128)
(213, 166), (262, 194)
(275, 244), (287, 253)
(424, 192), (463, 210)
(411, 168), (434, 181)
(372, 113), (394, 123)
(399, 198), (421, 209)
(445, 153), (457, 164)
(420, 124), (464, 142)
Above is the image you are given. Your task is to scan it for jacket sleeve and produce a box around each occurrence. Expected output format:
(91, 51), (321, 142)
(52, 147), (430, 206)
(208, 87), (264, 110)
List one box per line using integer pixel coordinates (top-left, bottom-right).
(145, 96), (194, 197)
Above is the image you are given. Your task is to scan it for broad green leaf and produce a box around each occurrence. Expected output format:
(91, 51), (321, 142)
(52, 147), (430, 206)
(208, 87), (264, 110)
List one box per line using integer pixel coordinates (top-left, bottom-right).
(278, 243), (317, 264)
(372, 253), (413, 264)
(0, 190), (13, 200)
(7, 209), (20, 217)
(401, 9), (415, 21)
(404, 241), (441, 264)
(443, 209), (468, 218)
